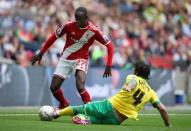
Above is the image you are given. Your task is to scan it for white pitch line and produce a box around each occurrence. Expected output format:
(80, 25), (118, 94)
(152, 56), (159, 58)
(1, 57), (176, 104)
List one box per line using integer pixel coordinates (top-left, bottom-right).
(140, 114), (191, 116)
(0, 114), (37, 116)
(0, 113), (191, 117)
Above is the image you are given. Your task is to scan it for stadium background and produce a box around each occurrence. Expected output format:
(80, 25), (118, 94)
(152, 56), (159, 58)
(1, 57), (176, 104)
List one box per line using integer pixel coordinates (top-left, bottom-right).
(0, 0), (191, 131)
(0, 0), (191, 110)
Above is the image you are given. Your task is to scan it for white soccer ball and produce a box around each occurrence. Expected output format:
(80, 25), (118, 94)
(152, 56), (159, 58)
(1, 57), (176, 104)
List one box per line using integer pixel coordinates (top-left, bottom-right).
(39, 105), (54, 121)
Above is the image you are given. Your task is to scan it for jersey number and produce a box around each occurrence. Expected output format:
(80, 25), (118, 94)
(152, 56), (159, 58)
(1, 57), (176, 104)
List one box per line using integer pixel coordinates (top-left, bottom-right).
(133, 89), (145, 106)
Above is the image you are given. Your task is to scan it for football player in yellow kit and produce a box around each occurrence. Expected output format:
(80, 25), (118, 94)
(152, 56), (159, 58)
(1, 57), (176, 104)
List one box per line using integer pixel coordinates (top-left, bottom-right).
(52, 61), (171, 127)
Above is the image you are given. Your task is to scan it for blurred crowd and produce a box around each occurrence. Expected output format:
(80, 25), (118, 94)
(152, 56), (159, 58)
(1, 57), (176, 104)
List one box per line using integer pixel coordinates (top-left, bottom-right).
(0, 0), (190, 71)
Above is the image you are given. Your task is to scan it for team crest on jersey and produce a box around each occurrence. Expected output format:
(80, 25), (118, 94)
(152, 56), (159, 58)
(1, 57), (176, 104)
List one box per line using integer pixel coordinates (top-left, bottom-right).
(71, 31), (75, 35)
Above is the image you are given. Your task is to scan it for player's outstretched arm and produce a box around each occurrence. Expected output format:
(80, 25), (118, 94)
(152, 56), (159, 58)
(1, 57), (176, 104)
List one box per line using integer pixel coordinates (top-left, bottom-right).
(31, 33), (57, 65)
(103, 43), (114, 78)
(155, 103), (171, 127)
(94, 29), (114, 78)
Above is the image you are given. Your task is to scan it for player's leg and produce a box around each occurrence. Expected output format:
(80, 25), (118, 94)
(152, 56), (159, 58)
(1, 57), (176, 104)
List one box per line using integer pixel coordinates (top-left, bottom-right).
(53, 104), (99, 124)
(70, 101), (121, 124)
(54, 105), (85, 119)
(55, 106), (74, 117)
(75, 70), (90, 104)
(50, 75), (68, 109)
(75, 59), (90, 104)
(51, 58), (74, 109)
(72, 100), (109, 124)
(84, 100), (121, 124)
(53, 105), (85, 120)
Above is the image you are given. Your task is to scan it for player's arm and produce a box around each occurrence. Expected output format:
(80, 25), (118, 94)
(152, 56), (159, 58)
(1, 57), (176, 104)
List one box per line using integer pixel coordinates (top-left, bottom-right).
(31, 24), (67, 65)
(103, 42), (114, 78)
(154, 102), (171, 127)
(95, 31), (114, 78)
(150, 90), (171, 127)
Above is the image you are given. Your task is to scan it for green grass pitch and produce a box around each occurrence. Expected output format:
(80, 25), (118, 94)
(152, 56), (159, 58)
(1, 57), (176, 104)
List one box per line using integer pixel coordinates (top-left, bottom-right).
(0, 107), (191, 131)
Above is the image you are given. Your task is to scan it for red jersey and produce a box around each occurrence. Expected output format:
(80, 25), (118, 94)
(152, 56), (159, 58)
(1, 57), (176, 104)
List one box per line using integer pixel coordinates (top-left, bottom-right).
(55, 19), (110, 60)
(40, 19), (114, 66)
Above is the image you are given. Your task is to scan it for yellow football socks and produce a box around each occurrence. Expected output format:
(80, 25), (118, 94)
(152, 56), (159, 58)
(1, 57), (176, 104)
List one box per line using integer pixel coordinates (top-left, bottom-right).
(58, 107), (74, 116)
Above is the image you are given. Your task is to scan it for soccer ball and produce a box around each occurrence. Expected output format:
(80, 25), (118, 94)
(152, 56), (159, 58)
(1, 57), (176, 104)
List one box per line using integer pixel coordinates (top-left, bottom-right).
(39, 105), (54, 121)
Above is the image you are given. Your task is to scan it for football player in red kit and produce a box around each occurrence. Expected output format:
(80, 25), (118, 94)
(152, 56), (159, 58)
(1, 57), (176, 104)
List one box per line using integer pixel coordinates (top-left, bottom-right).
(31, 7), (114, 109)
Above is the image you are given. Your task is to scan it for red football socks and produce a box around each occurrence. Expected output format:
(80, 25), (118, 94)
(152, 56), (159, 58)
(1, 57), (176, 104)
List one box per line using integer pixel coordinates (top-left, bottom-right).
(80, 89), (90, 104)
(53, 88), (68, 108)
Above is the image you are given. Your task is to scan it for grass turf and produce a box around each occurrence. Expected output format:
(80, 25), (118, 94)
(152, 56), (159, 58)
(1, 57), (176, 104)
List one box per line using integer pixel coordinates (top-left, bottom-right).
(0, 107), (191, 131)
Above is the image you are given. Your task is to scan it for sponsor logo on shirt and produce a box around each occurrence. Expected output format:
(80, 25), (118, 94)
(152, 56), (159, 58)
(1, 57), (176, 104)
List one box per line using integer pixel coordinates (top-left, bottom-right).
(71, 30), (95, 45)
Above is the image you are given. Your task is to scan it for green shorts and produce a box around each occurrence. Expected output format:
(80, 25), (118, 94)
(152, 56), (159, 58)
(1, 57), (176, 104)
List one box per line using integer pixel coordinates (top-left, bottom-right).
(72, 100), (120, 124)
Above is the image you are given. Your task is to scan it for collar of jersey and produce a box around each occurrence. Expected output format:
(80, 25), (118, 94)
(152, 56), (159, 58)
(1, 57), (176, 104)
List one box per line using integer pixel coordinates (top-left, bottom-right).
(79, 21), (90, 29)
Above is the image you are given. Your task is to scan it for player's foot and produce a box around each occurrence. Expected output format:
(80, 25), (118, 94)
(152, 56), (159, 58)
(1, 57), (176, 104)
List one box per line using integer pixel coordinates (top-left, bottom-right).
(72, 114), (91, 124)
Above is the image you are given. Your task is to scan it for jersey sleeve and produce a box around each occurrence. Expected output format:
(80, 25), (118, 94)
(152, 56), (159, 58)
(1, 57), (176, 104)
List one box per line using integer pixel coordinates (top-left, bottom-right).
(149, 90), (160, 107)
(40, 21), (70, 54)
(40, 33), (57, 54)
(94, 28), (114, 66)
(122, 75), (137, 91)
(55, 23), (68, 38)
(105, 42), (114, 66)
(95, 29), (110, 45)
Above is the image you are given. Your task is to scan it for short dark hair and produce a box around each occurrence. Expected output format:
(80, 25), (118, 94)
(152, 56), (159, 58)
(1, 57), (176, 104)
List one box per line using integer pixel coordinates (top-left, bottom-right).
(75, 7), (88, 16)
(134, 61), (150, 79)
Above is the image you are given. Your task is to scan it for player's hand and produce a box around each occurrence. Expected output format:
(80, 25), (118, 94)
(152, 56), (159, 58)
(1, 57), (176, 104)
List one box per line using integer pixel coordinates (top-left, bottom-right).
(103, 66), (112, 78)
(31, 52), (43, 65)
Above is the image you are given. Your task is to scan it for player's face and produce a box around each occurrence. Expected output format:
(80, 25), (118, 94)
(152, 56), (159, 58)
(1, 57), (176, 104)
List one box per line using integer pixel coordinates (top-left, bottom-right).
(75, 12), (88, 28)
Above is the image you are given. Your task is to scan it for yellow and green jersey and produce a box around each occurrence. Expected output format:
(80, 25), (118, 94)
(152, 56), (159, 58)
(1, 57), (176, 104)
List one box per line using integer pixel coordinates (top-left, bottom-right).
(109, 74), (160, 120)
